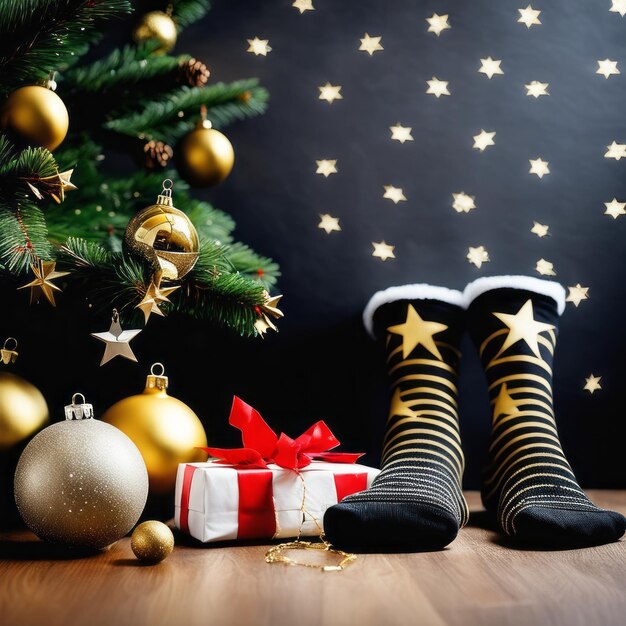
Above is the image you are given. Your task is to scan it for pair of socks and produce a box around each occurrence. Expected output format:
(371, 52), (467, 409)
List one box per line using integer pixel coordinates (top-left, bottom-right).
(323, 276), (626, 551)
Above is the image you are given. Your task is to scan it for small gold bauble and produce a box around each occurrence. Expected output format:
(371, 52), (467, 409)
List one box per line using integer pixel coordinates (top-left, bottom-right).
(101, 364), (207, 495)
(0, 372), (48, 450)
(0, 86), (69, 151)
(177, 122), (235, 187)
(133, 11), (177, 55)
(131, 520), (174, 563)
(124, 182), (199, 280)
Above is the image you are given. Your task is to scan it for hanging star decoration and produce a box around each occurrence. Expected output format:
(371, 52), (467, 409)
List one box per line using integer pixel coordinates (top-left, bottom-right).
(359, 33), (383, 55)
(529, 158), (550, 178)
(372, 241), (395, 261)
(473, 130), (496, 152)
(90, 309), (141, 366)
(610, 0), (626, 17)
(525, 81), (549, 98)
(292, 0), (314, 13)
(597, 59), (620, 79)
(493, 383), (521, 423)
(383, 185), (406, 204)
(566, 284), (589, 307)
(531, 221), (550, 237)
(467, 246), (490, 268)
(452, 192), (476, 213)
(493, 299), (555, 359)
(254, 292), (284, 337)
(387, 304), (447, 360)
(584, 375), (602, 394)
(426, 77), (450, 98)
(135, 272), (180, 323)
(605, 142), (626, 160)
(318, 83), (343, 103)
(18, 259), (69, 306)
(246, 37), (271, 56)
(479, 57), (504, 79)
(389, 388), (416, 420)
(318, 214), (341, 234)
(25, 169), (77, 204)
(535, 258), (556, 276)
(518, 5), (541, 28)
(316, 159), (338, 177)
(390, 123), (413, 143)
(604, 198), (626, 219)
(426, 13), (450, 36)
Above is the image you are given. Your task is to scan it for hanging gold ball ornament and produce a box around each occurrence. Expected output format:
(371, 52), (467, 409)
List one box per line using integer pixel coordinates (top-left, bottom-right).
(133, 10), (177, 55)
(124, 180), (199, 281)
(177, 117), (235, 187)
(0, 85), (69, 151)
(14, 394), (148, 549)
(131, 520), (174, 563)
(101, 363), (207, 495)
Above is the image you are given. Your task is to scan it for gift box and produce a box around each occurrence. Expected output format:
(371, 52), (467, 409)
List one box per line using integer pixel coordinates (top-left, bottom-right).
(174, 397), (379, 543)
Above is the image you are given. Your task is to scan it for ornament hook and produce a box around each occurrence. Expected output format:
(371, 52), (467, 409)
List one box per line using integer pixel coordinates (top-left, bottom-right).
(157, 180), (174, 206)
(151, 362), (165, 376)
(65, 393), (95, 420)
(1, 337), (18, 365)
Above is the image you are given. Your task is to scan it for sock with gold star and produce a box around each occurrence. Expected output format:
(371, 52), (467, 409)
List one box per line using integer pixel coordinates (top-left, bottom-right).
(324, 285), (469, 552)
(465, 276), (626, 548)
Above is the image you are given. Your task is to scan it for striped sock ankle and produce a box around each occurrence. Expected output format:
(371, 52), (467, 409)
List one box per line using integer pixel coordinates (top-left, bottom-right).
(324, 285), (469, 551)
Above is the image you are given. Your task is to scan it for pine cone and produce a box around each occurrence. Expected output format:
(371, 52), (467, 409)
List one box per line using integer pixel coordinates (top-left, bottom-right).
(143, 140), (174, 170)
(179, 58), (210, 87)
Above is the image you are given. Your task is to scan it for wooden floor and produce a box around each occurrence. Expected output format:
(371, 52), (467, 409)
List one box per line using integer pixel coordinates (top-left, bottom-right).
(1, 491), (626, 626)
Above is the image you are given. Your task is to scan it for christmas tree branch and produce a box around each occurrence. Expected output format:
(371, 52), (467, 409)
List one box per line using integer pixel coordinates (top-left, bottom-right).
(170, 0), (211, 30)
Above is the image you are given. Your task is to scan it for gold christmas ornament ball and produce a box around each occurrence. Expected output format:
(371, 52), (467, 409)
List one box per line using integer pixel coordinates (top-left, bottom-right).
(133, 11), (177, 55)
(177, 122), (235, 187)
(101, 364), (207, 495)
(14, 399), (148, 549)
(0, 372), (48, 451)
(0, 86), (69, 151)
(131, 521), (174, 563)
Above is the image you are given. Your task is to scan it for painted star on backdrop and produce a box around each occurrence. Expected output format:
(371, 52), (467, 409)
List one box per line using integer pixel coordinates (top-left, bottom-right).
(426, 77), (450, 98)
(597, 59), (620, 79)
(604, 198), (626, 218)
(566, 284), (589, 307)
(535, 258), (556, 276)
(359, 33), (383, 55)
(18, 259), (69, 306)
(316, 159), (338, 177)
(604, 141), (626, 160)
(529, 158), (550, 178)
(525, 81), (549, 97)
(426, 13), (451, 36)
(493, 383), (521, 422)
(372, 241), (395, 261)
(518, 5), (541, 28)
(584, 375), (602, 394)
(387, 304), (447, 360)
(479, 57), (504, 79)
(610, 0), (626, 17)
(473, 130), (496, 152)
(452, 192), (476, 213)
(383, 185), (407, 204)
(467, 245), (490, 268)
(318, 82), (343, 103)
(318, 214), (341, 234)
(390, 123), (414, 143)
(389, 387), (417, 420)
(493, 299), (555, 359)
(531, 221), (550, 237)
(246, 37), (271, 56)
(292, 0), (314, 13)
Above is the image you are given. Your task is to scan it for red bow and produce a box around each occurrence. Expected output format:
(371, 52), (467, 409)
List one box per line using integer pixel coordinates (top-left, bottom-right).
(201, 396), (363, 470)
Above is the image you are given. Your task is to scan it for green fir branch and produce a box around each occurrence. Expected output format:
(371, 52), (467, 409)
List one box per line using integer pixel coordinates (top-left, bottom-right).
(171, 0), (211, 30)
(225, 242), (280, 289)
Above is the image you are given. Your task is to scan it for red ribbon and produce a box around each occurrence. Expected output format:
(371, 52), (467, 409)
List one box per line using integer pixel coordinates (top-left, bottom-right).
(201, 396), (363, 470)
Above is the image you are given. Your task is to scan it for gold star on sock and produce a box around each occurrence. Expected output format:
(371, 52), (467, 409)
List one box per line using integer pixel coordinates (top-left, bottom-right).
(389, 387), (417, 420)
(18, 259), (69, 306)
(318, 214), (341, 234)
(535, 258), (556, 276)
(467, 245), (490, 268)
(383, 185), (407, 204)
(493, 383), (521, 422)
(388, 304), (448, 360)
(529, 158), (550, 178)
(584, 374), (602, 394)
(372, 241), (395, 261)
(597, 59), (620, 79)
(426, 13), (450, 36)
(316, 159), (338, 177)
(452, 192), (476, 213)
(604, 198), (626, 218)
(525, 81), (549, 98)
(390, 123), (413, 143)
(531, 221), (550, 237)
(318, 83), (343, 103)
(493, 299), (555, 359)
(359, 33), (383, 55)
(605, 142), (626, 160)
(292, 0), (314, 13)
(518, 5), (541, 28)
(566, 284), (589, 307)
(426, 77), (450, 98)
(473, 130), (496, 151)
(478, 57), (503, 79)
(246, 37), (271, 56)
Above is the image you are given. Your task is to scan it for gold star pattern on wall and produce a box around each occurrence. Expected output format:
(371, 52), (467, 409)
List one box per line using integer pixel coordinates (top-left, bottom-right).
(426, 77), (450, 98)
(390, 124), (413, 143)
(292, 0), (314, 13)
(566, 284), (589, 307)
(531, 221), (550, 237)
(246, 37), (271, 56)
(372, 241), (395, 261)
(604, 198), (626, 218)
(426, 13), (451, 37)
(473, 130), (496, 151)
(383, 185), (407, 204)
(359, 33), (383, 55)
(610, 0), (626, 17)
(452, 192), (476, 213)
(318, 214), (341, 234)
(605, 141), (626, 160)
(387, 304), (447, 360)
(584, 375), (602, 394)
(316, 159), (338, 177)
(479, 57), (504, 79)
(535, 258), (556, 276)
(318, 82), (343, 103)
(525, 81), (549, 98)
(529, 158), (550, 178)
(597, 59), (620, 79)
(518, 5), (541, 28)
(467, 246), (490, 268)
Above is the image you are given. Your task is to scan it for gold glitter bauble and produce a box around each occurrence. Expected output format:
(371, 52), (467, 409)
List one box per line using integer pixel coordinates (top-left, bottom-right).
(0, 86), (69, 151)
(124, 182), (199, 280)
(101, 364), (207, 496)
(131, 520), (174, 563)
(177, 122), (235, 187)
(0, 372), (48, 451)
(133, 11), (177, 55)
(14, 402), (148, 549)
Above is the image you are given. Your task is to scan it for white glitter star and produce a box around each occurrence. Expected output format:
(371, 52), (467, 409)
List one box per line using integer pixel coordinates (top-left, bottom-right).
(318, 214), (341, 234)
(467, 246), (490, 268)
(525, 81), (549, 97)
(372, 241), (395, 261)
(426, 77), (450, 98)
(473, 130), (496, 152)
(318, 83), (343, 103)
(597, 59), (620, 79)
(246, 37), (271, 56)
(359, 33), (383, 55)
(529, 158), (550, 178)
(315, 159), (338, 177)
(426, 13), (451, 36)
(605, 141), (626, 160)
(610, 0), (626, 17)
(390, 124), (414, 143)
(452, 192), (476, 213)
(518, 5), (541, 28)
(604, 198), (626, 219)
(479, 57), (504, 79)
(535, 258), (556, 276)
(383, 185), (407, 204)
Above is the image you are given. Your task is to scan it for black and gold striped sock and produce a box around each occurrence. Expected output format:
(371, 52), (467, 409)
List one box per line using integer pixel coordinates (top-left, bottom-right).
(465, 276), (626, 548)
(324, 285), (469, 551)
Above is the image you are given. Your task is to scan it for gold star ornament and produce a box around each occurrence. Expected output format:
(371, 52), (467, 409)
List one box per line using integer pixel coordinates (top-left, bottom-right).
(426, 77), (450, 98)
(90, 309), (141, 366)
(18, 259), (69, 306)
(390, 123), (413, 143)
(426, 13), (450, 36)
(292, 0), (314, 13)
(529, 158), (550, 178)
(359, 33), (383, 55)
(479, 57), (504, 79)
(26, 169), (78, 204)
(372, 241), (395, 261)
(318, 83), (343, 103)
(318, 214), (341, 234)
(535, 258), (556, 276)
(604, 198), (626, 219)
(452, 192), (476, 213)
(584, 375), (602, 394)
(467, 245), (490, 268)
(255, 293), (284, 336)
(316, 159), (338, 177)
(566, 284), (589, 307)
(531, 221), (550, 237)
(387, 304), (447, 360)
(135, 271), (180, 323)
(383, 185), (407, 204)
(525, 81), (549, 98)
(597, 59), (620, 79)
(473, 130), (496, 152)
(518, 5), (541, 28)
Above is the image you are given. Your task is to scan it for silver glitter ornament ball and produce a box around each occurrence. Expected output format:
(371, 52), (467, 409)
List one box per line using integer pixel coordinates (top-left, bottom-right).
(14, 395), (148, 549)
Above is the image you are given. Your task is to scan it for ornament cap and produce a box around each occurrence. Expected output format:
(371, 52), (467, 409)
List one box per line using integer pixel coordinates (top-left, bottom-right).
(65, 393), (95, 420)
(1, 337), (18, 365)
(146, 362), (169, 391)
(156, 179), (174, 207)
